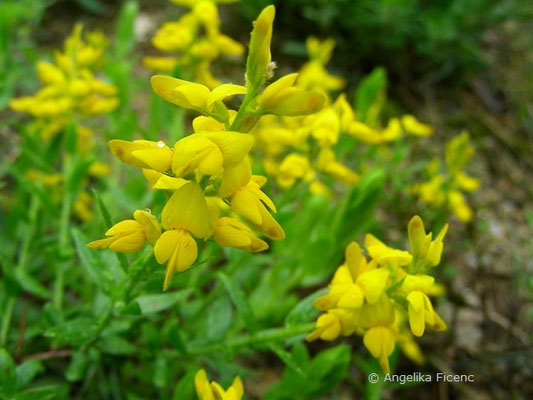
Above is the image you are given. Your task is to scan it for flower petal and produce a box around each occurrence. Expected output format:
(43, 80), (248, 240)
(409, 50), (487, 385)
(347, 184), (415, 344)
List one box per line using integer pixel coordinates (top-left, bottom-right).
(161, 182), (210, 238)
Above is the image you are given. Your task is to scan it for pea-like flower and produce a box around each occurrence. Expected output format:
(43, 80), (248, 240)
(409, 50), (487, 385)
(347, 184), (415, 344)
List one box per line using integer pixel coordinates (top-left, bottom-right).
(195, 369), (244, 400)
(88, 210), (161, 253)
(308, 216), (448, 374)
(144, 0), (244, 88)
(154, 182), (211, 290)
(213, 217), (268, 252)
(414, 132), (480, 223)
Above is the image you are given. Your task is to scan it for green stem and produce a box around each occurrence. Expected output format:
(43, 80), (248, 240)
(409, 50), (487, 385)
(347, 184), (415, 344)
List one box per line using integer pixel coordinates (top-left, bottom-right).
(0, 298), (15, 347)
(188, 323), (315, 355)
(1, 197), (40, 347)
(53, 263), (65, 310)
(58, 189), (72, 257)
(55, 158), (72, 311)
(230, 83), (261, 131)
(19, 196), (40, 272)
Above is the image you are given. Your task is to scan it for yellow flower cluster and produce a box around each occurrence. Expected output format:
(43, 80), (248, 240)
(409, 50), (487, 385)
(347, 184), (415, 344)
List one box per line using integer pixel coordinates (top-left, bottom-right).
(89, 6), (326, 290)
(307, 216), (448, 373)
(195, 369), (243, 400)
(252, 38), (434, 195)
(10, 23), (118, 145)
(143, 0), (244, 89)
(414, 132), (480, 223)
(10, 24), (117, 222)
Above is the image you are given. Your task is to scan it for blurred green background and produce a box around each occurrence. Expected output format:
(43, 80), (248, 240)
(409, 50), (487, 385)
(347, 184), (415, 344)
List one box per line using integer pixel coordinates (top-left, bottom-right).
(1, 0), (532, 399)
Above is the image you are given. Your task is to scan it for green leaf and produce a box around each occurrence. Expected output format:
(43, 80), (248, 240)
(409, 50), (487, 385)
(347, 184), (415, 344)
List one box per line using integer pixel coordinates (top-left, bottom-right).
(64, 122), (77, 155)
(0, 348), (17, 397)
(45, 317), (99, 346)
(308, 344), (351, 395)
(92, 189), (113, 229)
(100, 335), (137, 355)
(268, 343), (306, 378)
(15, 360), (43, 389)
(134, 289), (191, 315)
(74, 0), (108, 15)
(334, 168), (385, 248)
(153, 356), (168, 388)
(119, 301), (142, 316)
(165, 319), (187, 354)
(71, 228), (115, 293)
(355, 67), (387, 123)
(65, 157), (92, 195)
(14, 384), (69, 400)
(172, 370), (196, 400)
(206, 295), (233, 341)
(14, 269), (51, 299)
(218, 272), (257, 333)
(264, 345), (351, 399)
(115, 1), (139, 57)
(66, 350), (89, 382)
(284, 289), (326, 327)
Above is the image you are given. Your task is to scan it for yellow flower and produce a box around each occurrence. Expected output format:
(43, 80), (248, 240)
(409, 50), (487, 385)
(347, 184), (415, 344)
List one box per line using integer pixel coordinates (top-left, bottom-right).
(297, 37), (345, 92)
(88, 161), (111, 177)
(213, 217), (268, 252)
(194, 369), (244, 400)
(360, 295), (396, 374)
(257, 73), (326, 116)
(276, 153), (314, 189)
(171, 131), (254, 177)
(309, 180), (331, 197)
(154, 182), (210, 290)
(309, 216), (448, 373)
(230, 176), (285, 240)
(218, 157), (253, 198)
(73, 191), (94, 222)
(152, 20), (194, 52)
(363, 326), (396, 374)
(109, 139), (173, 172)
(151, 75), (247, 114)
(142, 56), (179, 73)
(448, 190), (473, 223)
(408, 215), (448, 270)
(364, 234), (412, 267)
(345, 121), (383, 144)
(313, 242), (389, 310)
(310, 108), (340, 147)
(88, 210), (161, 253)
(415, 133), (479, 223)
(316, 148), (359, 185)
(10, 23), (118, 131)
(445, 132), (475, 174)
(36, 61), (65, 85)
(155, 229), (198, 290)
(455, 171), (480, 192)
(306, 312), (342, 342)
(145, 0), (244, 87)
(402, 275), (447, 337)
(332, 94), (355, 130)
(401, 115), (434, 137)
(381, 118), (403, 141)
(246, 5), (275, 87)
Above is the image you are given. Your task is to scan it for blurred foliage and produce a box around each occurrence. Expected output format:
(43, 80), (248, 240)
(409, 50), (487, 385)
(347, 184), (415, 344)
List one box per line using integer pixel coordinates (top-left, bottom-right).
(239, 0), (524, 83)
(0, 0), (530, 399)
